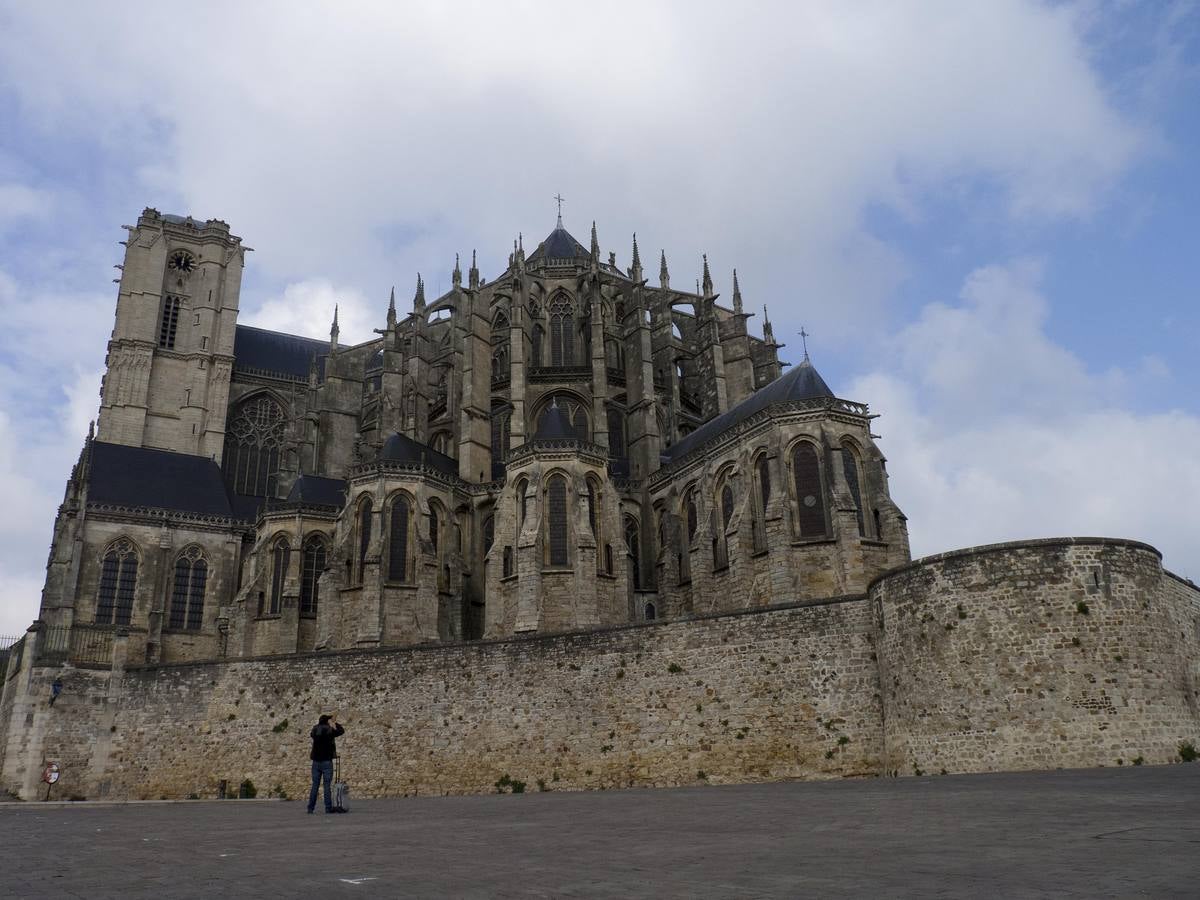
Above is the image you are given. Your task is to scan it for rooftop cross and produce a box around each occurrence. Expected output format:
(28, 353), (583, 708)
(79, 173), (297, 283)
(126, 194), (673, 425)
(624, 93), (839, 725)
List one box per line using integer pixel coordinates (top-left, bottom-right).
(553, 193), (565, 228)
(799, 326), (811, 361)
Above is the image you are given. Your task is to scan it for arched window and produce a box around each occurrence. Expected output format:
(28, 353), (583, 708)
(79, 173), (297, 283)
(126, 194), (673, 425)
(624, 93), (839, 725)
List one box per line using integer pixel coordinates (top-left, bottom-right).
(547, 474), (568, 567)
(169, 546), (207, 630)
(491, 343), (509, 381)
(429, 504), (441, 557)
(645, 601), (657, 621)
(222, 394), (286, 498)
(721, 484), (735, 530)
(607, 406), (626, 460)
(516, 478), (529, 530)
(357, 498), (373, 583)
(502, 545), (514, 578)
(431, 431), (453, 456)
(483, 515), (495, 554)
(300, 535), (327, 616)
(531, 323), (544, 367)
(97, 538), (138, 626)
(753, 454), (771, 550)
(604, 544), (614, 574)
(792, 442), (827, 537)
(269, 537), (290, 615)
(549, 296), (574, 367)
(841, 447), (865, 536)
(873, 508), (883, 541)
(491, 402), (510, 478)
(388, 495), (410, 583)
(685, 493), (698, 543)
(624, 517), (641, 590)
(586, 479), (598, 536)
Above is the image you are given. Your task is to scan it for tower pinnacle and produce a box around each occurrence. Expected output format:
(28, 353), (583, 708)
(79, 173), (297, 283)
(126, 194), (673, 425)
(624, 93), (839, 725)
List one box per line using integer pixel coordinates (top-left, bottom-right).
(330, 303), (340, 351)
(452, 252), (462, 287)
(659, 250), (670, 289)
(732, 269), (743, 314)
(413, 273), (425, 312)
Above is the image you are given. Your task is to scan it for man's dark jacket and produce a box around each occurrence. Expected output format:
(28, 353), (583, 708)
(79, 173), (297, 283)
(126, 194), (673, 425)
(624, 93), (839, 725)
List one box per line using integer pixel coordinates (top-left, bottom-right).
(310, 722), (345, 761)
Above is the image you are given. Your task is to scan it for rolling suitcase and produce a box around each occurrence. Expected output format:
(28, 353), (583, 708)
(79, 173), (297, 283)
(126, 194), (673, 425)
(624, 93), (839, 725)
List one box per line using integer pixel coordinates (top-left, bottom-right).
(332, 757), (349, 813)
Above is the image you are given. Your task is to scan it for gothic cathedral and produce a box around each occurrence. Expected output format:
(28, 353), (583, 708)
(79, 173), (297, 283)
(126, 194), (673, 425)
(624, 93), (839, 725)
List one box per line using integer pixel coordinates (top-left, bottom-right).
(37, 208), (910, 664)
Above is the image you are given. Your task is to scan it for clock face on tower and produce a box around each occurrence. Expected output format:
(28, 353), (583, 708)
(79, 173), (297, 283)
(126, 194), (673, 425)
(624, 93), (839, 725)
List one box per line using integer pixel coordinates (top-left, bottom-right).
(168, 250), (196, 273)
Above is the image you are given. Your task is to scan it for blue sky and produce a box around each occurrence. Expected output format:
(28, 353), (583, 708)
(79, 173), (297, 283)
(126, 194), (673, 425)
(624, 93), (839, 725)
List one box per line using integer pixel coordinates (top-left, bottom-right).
(0, 1), (1197, 633)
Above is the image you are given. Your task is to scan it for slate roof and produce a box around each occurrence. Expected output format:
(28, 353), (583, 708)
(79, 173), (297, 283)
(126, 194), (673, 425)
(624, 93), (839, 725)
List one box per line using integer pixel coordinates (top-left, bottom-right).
(86, 441), (233, 517)
(379, 432), (459, 476)
(286, 475), (347, 507)
(664, 359), (836, 462)
(233, 325), (328, 379)
(527, 225), (589, 262)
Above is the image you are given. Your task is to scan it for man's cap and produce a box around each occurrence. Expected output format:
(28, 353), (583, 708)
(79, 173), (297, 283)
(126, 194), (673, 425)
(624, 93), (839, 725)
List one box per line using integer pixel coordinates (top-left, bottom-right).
(318, 714), (331, 724)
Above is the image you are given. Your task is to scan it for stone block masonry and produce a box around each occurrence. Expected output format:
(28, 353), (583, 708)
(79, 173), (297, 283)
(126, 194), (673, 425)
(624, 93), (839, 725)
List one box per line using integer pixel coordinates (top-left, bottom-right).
(85, 596), (883, 800)
(872, 538), (1200, 776)
(5, 536), (1198, 801)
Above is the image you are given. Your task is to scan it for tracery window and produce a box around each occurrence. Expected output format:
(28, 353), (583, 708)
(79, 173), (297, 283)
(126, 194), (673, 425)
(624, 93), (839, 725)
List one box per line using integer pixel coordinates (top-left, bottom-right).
(300, 535), (327, 616)
(159, 296), (181, 349)
(268, 537), (290, 615)
(624, 517), (641, 590)
(516, 478), (529, 530)
(531, 323), (544, 367)
(491, 402), (511, 477)
(753, 454), (771, 551)
(357, 498), (373, 583)
(792, 442), (827, 537)
(388, 495), (410, 583)
(547, 474), (568, 567)
(169, 546), (207, 630)
(483, 515), (495, 554)
(841, 447), (866, 537)
(549, 296), (574, 367)
(96, 539), (138, 626)
(223, 395), (286, 498)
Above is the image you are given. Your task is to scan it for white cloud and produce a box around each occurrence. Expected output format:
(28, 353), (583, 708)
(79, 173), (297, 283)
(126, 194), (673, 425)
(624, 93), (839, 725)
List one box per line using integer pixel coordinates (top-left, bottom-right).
(241, 278), (377, 347)
(0, 1), (1149, 349)
(852, 261), (1200, 579)
(0, 183), (53, 231)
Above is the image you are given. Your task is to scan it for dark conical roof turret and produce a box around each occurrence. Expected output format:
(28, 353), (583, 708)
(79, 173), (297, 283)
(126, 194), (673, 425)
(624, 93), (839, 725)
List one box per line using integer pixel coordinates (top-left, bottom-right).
(534, 397), (575, 440)
(664, 357), (837, 461)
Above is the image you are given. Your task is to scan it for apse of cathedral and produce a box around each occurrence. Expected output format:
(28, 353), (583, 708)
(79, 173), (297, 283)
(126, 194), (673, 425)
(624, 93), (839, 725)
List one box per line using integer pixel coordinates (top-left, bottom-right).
(38, 207), (911, 665)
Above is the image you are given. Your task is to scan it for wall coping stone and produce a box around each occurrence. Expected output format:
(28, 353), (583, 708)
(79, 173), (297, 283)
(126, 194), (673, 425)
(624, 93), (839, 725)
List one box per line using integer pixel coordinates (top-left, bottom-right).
(867, 535), (1162, 595)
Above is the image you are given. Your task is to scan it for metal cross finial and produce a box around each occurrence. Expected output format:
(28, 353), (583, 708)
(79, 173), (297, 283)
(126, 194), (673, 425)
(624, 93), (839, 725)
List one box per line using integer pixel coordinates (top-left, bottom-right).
(799, 326), (810, 361)
(554, 193), (565, 227)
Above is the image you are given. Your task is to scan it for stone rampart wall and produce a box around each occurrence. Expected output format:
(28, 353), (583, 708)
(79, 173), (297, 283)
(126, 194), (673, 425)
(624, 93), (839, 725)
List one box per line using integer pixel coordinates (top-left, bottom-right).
(871, 538), (1200, 776)
(82, 596), (882, 800)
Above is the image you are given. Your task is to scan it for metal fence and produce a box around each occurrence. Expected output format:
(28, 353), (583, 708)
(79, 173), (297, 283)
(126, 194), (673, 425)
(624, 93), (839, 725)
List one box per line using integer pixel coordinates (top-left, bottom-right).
(35, 625), (115, 668)
(0, 634), (24, 682)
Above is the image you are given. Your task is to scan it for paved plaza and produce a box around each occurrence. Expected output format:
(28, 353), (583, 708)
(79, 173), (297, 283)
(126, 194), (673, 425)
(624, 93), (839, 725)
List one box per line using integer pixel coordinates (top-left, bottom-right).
(3, 766), (1199, 898)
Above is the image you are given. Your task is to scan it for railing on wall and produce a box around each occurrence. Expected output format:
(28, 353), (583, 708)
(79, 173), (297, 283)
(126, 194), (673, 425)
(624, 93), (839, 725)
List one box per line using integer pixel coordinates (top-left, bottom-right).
(35, 625), (115, 668)
(0, 633), (22, 681)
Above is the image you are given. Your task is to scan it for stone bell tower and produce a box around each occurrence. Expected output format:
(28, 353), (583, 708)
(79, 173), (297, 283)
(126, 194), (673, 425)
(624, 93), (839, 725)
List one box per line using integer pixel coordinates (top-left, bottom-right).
(97, 208), (246, 461)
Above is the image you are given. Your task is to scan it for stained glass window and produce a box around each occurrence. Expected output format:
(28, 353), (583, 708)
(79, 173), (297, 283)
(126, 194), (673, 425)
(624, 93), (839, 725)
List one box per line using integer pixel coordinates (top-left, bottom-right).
(269, 538), (290, 615)
(300, 535), (327, 615)
(358, 498), (373, 583)
(549, 296), (574, 367)
(841, 448), (865, 536)
(169, 546), (207, 630)
(388, 496), (408, 582)
(792, 443), (827, 537)
(96, 539), (138, 626)
(222, 395), (286, 498)
(548, 475), (568, 566)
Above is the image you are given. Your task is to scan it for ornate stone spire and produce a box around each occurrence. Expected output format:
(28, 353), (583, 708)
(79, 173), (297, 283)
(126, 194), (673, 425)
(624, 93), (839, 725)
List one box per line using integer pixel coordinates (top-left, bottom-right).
(589, 221), (599, 264)
(469, 249), (479, 289)
(732, 269), (743, 314)
(387, 285), (397, 329)
(762, 304), (775, 344)
(413, 273), (425, 312)
(702, 254), (713, 297)
(452, 253), (462, 288)
(659, 250), (670, 289)
(330, 304), (340, 352)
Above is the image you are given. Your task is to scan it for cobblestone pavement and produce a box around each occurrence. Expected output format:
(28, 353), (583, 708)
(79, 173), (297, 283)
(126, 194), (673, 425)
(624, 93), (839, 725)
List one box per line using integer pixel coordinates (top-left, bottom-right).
(3, 766), (1200, 898)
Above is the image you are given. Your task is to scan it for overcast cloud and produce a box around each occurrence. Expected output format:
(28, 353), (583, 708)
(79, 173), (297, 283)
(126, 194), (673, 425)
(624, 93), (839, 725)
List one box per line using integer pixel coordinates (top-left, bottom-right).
(0, 1), (1196, 632)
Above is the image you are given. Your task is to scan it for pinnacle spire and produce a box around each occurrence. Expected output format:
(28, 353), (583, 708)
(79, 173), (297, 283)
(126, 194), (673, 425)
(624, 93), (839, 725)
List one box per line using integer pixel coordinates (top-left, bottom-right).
(589, 220), (599, 261)
(659, 250), (670, 289)
(701, 254), (713, 296)
(732, 269), (743, 314)
(413, 273), (425, 310)
(631, 233), (641, 269)
(387, 285), (397, 328)
(330, 303), (340, 351)
(762, 304), (774, 343)
(452, 252), (462, 287)
(469, 249), (479, 289)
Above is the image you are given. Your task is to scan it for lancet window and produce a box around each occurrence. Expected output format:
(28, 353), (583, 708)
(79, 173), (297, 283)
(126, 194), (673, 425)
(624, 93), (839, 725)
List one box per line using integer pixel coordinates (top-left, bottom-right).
(547, 474), (569, 567)
(169, 546), (207, 630)
(841, 447), (865, 537)
(388, 495), (410, 583)
(268, 537), (290, 615)
(96, 539), (138, 626)
(300, 535), (327, 616)
(792, 442), (827, 537)
(548, 296), (575, 367)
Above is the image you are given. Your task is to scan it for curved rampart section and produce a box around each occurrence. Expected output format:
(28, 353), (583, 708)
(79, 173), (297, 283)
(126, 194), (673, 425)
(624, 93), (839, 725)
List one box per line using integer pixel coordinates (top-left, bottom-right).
(870, 538), (1200, 776)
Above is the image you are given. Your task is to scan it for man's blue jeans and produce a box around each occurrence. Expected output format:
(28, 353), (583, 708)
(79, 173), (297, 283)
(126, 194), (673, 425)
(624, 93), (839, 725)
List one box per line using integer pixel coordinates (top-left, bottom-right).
(308, 759), (334, 812)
